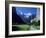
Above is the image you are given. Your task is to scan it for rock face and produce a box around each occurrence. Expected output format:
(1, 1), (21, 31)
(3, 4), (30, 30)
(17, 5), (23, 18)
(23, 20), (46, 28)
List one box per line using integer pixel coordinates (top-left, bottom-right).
(36, 8), (40, 21)
(12, 7), (25, 25)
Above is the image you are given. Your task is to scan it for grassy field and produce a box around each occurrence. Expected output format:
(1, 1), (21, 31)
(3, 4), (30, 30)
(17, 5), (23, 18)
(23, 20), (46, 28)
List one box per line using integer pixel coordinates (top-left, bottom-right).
(13, 24), (30, 31)
(12, 24), (40, 31)
(12, 20), (40, 31)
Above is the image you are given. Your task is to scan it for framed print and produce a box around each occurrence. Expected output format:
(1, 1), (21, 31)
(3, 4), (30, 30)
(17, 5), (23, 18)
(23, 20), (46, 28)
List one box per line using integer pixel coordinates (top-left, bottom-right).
(5, 1), (45, 37)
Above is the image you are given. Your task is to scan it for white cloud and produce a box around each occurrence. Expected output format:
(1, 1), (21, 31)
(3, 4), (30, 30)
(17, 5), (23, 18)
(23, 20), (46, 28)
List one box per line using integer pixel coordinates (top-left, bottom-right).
(24, 12), (32, 18)
(20, 12), (23, 15)
(24, 12), (32, 16)
(17, 10), (23, 15)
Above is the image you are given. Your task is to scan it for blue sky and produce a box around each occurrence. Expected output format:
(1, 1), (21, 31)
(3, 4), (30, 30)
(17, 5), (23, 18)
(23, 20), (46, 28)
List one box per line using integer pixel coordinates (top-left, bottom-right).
(15, 7), (37, 15)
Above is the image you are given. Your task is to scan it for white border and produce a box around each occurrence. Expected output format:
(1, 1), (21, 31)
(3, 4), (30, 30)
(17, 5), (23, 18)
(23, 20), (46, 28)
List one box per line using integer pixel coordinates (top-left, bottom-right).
(9, 3), (43, 35)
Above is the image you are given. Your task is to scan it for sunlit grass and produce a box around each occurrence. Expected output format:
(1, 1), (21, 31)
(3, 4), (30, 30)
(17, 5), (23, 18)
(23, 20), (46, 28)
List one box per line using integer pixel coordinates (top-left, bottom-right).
(14, 25), (29, 30)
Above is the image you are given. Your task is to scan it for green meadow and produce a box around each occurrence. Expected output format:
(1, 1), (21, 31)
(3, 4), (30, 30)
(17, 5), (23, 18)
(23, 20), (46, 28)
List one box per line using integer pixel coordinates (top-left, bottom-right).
(12, 20), (40, 31)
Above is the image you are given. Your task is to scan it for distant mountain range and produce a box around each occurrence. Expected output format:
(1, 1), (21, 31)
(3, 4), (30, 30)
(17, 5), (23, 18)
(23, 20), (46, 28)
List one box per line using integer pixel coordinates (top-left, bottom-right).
(12, 7), (39, 25)
(17, 12), (36, 24)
